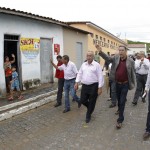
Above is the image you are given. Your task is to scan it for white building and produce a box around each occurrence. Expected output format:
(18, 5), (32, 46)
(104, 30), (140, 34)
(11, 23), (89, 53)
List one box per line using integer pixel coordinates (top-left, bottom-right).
(128, 44), (147, 56)
(0, 7), (89, 96)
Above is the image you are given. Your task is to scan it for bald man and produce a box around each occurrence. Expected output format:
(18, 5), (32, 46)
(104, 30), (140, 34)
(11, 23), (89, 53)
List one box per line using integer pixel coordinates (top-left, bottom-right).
(75, 51), (104, 123)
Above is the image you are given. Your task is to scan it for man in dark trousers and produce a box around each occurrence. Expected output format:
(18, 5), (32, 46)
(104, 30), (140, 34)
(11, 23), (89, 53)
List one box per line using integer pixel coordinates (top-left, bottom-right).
(96, 45), (136, 129)
(74, 51), (104, 123)
(53, 55), (64, 107)
(143, 69), (150, 140)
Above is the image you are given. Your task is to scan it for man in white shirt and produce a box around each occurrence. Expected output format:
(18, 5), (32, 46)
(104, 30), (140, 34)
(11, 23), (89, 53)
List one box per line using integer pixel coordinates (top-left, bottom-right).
(132, 52), (150, 105)
(74, 51), (104, 123)
(51, 55), (80, 113)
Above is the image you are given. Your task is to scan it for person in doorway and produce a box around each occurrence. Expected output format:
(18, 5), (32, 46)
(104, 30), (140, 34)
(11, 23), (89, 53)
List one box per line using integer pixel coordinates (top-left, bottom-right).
(132, 51), (149, 105)
(53, 55), (64, 107)
(74, 51), (104, 123)
(51, 55), (80, 113)
(8, 66), (23, 100)
(4, 54), (15, 93)
(96, 45), (136, 129)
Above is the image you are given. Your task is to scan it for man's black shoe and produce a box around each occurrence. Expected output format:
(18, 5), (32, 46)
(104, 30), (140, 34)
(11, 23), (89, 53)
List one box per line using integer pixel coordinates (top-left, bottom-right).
(142, 98), (146, 103)
(85, 117), (91, 123)
(115, 110), (119, 115)
(132, 101), (137, 105)
(78, 101), (81, 108)
(109, 103), (116, 108)
(63, 109), (70, 113)
(54, 103), (61, 107)
(143, 132), (150, 140)
(72, 98), (75, 102)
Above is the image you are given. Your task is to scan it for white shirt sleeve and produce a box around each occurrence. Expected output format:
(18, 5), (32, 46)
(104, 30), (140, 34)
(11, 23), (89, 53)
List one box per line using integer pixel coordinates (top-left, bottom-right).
(96, 64), (104, 88)
(143, 59), (150, 70)
(145, 68), (150, 91)
(75, 65), (83, 83)
(72, 63), (78, 75)
(135, 59), (141, 70)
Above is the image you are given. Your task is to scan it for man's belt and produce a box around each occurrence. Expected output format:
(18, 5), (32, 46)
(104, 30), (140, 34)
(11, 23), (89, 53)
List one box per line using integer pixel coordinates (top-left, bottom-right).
(117, 81), (128, 84)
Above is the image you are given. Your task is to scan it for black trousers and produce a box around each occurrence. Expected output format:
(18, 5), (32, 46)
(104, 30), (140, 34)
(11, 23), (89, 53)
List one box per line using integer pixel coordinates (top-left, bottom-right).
(80, 83), (98, 118)
(146, 91), (150, 132)
(133, 74), (147, 102)
(56, 78), (65, 104)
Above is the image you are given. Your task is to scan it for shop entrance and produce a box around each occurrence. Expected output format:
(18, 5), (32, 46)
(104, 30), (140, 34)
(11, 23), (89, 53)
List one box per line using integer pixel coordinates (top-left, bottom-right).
(4, 34), (22, 92)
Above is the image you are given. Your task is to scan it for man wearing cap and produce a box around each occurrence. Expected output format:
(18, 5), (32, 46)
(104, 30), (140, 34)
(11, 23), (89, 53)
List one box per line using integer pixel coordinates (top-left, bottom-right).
(96, 45), (136, 129)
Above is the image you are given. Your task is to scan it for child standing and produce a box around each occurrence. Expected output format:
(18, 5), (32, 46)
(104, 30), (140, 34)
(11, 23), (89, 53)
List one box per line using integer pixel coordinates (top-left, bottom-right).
(8, 66), (23, 100)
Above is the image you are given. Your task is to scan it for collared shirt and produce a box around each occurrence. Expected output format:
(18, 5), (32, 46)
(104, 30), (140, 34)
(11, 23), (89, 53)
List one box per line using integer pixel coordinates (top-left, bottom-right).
(55, 62), (64, 79)
(145, 68), (150, 91)
(116, 58), (128, 82)
(75, 60), (104, 88)
(135, 58), (149, 75)
(58, 61), (78, 80)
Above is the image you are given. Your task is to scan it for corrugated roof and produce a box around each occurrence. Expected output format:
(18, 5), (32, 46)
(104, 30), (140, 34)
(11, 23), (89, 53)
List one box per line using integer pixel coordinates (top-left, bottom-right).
(67, 21), (127, 45)
(0, 7), (90, 34)
(128, 44), (146, 48)
(0, 7), (68, 26)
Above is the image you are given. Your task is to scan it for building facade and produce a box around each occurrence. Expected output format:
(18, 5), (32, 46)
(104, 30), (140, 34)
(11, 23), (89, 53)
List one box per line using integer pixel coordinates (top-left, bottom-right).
(128, 44), (147, 55)
(68, 22), (127, 65)
(0, 7), (89, 96)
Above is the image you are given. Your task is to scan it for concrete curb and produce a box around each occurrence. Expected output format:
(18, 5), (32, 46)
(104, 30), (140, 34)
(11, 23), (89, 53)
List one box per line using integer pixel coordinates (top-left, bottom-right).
(0, 90), (57, 121)
(0, 86), (82, 122)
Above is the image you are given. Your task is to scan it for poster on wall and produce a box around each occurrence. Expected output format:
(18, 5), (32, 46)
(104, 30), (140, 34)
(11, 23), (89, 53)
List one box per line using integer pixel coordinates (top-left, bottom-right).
(20, 38), (40, 61)
(54, 44), (60, 55)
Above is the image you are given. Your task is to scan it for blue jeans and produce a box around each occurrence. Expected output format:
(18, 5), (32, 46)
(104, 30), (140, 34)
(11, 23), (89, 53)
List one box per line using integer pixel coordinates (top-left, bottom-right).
(64, 78), (80, 110)
(116, 82), (129, 123)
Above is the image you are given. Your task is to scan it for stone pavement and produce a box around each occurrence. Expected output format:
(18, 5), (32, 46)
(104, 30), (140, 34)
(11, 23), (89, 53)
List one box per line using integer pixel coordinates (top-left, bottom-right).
(0, 88), (150, 150)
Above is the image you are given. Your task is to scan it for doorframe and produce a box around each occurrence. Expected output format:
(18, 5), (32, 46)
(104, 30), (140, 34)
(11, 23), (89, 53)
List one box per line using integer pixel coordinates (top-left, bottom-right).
(3, 34), (23, 90)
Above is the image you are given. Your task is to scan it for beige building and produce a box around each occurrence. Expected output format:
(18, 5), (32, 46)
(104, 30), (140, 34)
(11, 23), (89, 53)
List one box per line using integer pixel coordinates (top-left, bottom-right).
(63, 27), (89, 70)
(68, 21), (127, 65)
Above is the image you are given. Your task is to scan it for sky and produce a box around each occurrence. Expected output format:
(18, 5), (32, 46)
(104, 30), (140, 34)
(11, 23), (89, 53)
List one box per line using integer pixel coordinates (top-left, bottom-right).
(0, 0), (150, 42)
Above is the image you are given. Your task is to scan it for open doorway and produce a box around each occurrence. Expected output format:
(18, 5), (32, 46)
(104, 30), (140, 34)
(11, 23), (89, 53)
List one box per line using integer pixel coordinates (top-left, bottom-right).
(4, 34), (22, 92)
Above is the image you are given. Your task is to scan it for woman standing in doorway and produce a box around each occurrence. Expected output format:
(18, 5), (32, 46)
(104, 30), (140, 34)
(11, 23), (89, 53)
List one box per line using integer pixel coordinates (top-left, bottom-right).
(4, 54), (15, 93)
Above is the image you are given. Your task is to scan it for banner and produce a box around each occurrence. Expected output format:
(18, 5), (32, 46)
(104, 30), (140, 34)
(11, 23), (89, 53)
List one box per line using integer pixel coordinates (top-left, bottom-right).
(20, 38), (40, 60)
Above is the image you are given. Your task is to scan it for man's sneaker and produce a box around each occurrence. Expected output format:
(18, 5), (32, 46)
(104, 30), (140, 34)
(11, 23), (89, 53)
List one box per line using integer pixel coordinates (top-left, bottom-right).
(63, 109), (70, 113)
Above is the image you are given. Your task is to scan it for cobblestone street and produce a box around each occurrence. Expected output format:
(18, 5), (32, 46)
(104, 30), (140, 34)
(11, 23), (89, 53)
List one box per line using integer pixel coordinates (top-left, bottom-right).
(0, 88), (150, 150)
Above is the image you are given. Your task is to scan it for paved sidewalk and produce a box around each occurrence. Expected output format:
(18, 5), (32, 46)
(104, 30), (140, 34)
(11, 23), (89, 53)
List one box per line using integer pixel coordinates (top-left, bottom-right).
(0, 83), (57, 107)
(0, 88), (150, 150)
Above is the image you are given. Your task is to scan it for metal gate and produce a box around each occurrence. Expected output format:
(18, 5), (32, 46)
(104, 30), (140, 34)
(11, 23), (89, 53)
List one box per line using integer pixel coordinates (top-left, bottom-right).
(76, 42), (83, 69)
(40, 38), (53, 83)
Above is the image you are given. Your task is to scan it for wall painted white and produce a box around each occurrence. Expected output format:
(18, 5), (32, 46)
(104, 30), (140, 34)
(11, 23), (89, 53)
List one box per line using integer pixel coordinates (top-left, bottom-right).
(128, 46), (147, 55)
(0, 14), (64, 95)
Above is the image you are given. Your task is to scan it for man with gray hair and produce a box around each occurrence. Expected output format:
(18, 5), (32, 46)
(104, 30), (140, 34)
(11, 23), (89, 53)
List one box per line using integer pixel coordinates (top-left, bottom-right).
(132, 51), (149, 105)
(75, 51), (104, 123)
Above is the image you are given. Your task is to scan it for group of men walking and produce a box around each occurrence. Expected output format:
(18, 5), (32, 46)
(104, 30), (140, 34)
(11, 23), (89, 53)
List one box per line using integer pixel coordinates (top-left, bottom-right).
(51, 45), (150, 140)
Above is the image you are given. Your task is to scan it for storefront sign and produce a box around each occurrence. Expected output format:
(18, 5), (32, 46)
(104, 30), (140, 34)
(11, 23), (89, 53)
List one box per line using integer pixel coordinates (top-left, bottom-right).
(20, 38), (40, 60)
